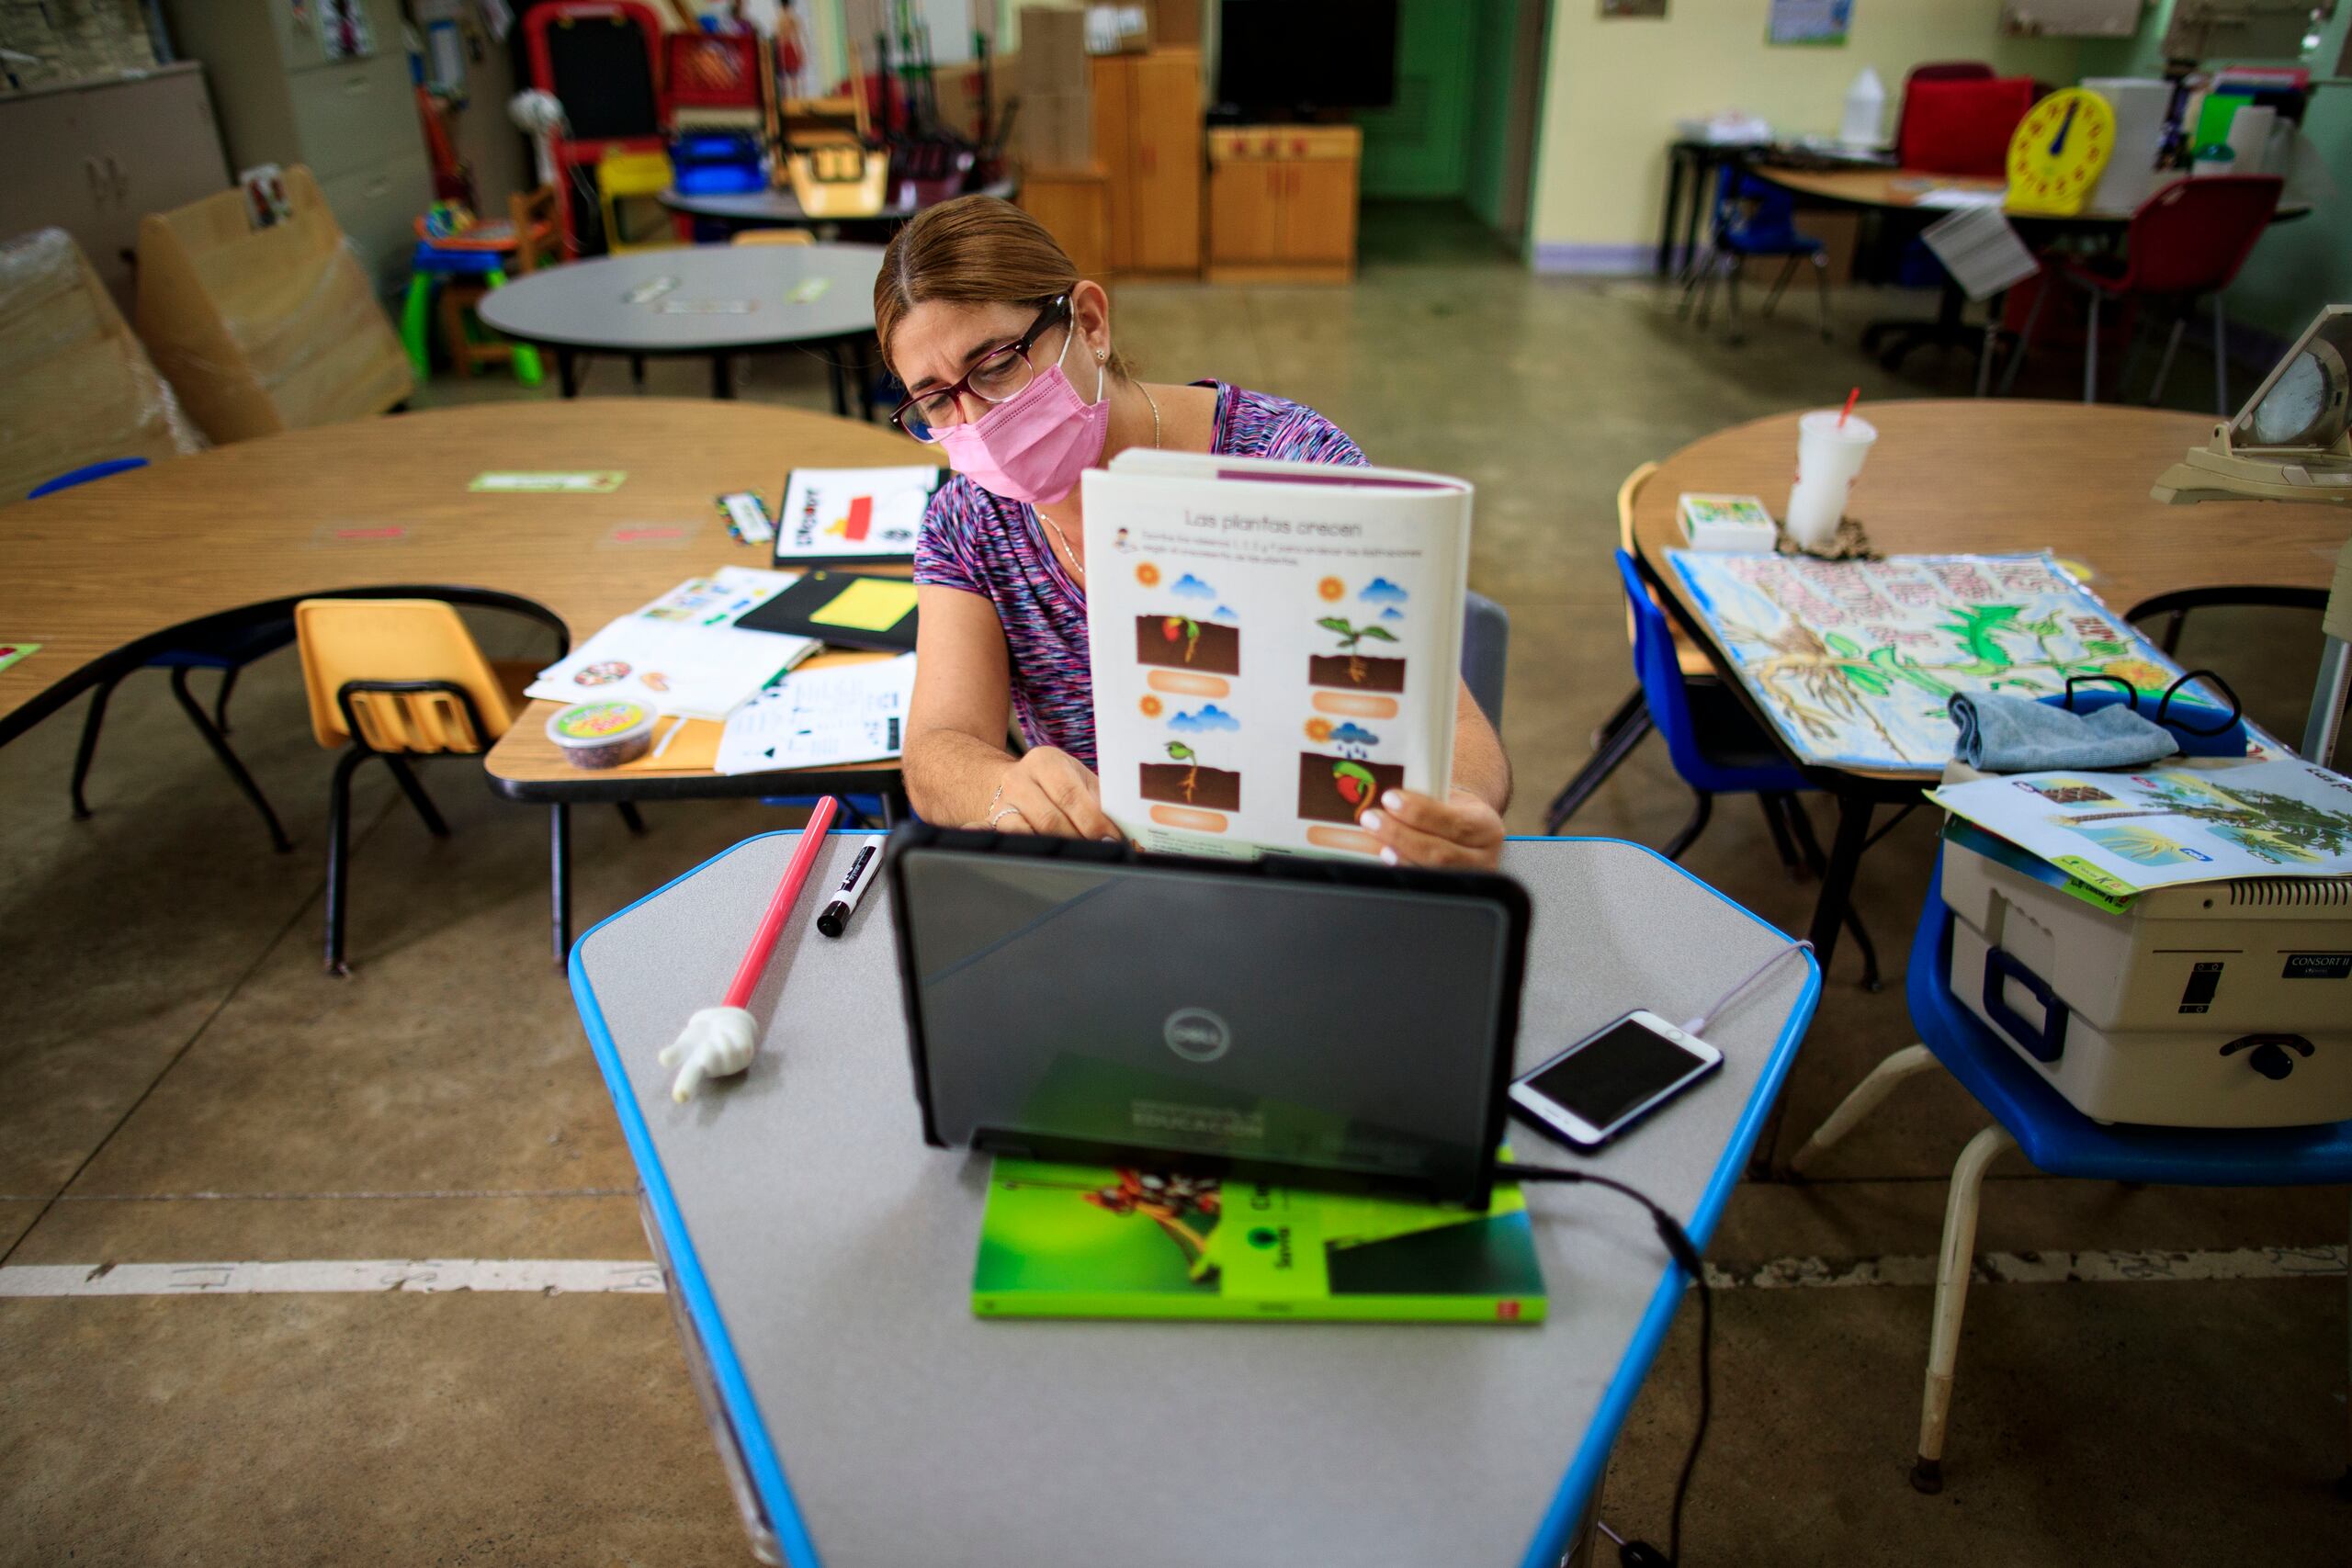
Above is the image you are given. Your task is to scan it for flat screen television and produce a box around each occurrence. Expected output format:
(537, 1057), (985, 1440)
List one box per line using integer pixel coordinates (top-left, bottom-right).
(1215, 0), (1399, 116)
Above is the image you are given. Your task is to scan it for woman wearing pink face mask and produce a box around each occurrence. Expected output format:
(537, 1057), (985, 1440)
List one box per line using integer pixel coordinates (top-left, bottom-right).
(882, 197), (1510, 869)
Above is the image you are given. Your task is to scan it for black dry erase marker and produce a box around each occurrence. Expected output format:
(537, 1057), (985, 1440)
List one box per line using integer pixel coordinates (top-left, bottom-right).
(816, 836), (887, 938)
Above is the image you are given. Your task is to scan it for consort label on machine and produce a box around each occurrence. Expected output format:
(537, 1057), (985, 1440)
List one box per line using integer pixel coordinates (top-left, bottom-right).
(2177, 961), (2224, 1014)
(2281, 953), (2352, 980)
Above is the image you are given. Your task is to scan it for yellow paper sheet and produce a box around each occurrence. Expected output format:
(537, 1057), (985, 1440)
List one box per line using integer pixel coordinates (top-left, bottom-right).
(808, 577), (917, 632)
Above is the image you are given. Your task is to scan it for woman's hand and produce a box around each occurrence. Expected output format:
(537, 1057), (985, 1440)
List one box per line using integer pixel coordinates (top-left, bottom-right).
(972, 747), (1123, 841)
(1356, 787), (1505, 871)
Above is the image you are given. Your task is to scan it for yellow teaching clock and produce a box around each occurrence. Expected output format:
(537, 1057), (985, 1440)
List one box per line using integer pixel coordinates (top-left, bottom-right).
(2007, 87), (2116, 216)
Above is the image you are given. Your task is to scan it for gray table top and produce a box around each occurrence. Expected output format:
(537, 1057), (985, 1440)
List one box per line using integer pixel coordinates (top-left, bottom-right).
(661, 177), (1019, 224)
(474, 244), (883, 354)
(571, 834), (1819, 1568)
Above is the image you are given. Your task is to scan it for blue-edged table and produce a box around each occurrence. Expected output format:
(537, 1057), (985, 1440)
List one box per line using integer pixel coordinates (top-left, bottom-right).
(571, 834), (1819, 1567)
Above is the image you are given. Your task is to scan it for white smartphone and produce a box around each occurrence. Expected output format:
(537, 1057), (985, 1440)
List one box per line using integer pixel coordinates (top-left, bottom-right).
(1508, 1010), (1723, 1151)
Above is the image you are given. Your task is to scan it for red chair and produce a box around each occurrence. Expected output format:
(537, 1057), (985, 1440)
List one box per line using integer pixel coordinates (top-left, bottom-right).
(1895, 74), (2035, 175)
(1862, 65), (2028, 371)
(1999, 175), (2285, 412)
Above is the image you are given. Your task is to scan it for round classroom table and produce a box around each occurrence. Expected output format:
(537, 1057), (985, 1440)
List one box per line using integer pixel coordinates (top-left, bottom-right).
(0, 400), (922, 964)
(474, 243), (884, 403)
(0, 400), (914, 748)
(1628, 398), (2352, 963)
(659, 176), (1018, 233)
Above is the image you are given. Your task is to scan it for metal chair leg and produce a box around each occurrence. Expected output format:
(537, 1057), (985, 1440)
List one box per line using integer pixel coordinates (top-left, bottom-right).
(2084, 290), (2101, 403)
(2147, 310), (2187, 407)
(1761, 254), (1798, 318)
(1679, 245), (1719, 322)
(1997, 273), (2052, 396)
(616, 800), (647, 834)
(1544, 694), (1653, 836)
(1781, 795), (1882, 989)
(1790, 1043), (1939, 1174)
(168, 666), (292, 852)
(68, 671), (128, 818)
(323, 748), (368, 976)
(1758, 791), (1804, 874)
(1812, 252), (1832, 342)
(1724, 258), (1745, 345)
(212, 665), (240, 733)
(380, 755), (449, 838)
(550, 803), (572, 972)
(2160, 606), (2190, 655)
(2212, 296), (2230, 417)
(1913, 1124), (2018, 1495)
(1662, 788), (1713, 861)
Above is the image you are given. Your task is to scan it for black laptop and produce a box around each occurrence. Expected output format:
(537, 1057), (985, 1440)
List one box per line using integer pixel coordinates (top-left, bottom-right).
(887, 826), (1531, 1209)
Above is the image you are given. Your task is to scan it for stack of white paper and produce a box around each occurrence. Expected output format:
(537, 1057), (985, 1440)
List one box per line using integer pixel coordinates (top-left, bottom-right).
(715, 653), (918, 773)
(527, 567), (819, 720)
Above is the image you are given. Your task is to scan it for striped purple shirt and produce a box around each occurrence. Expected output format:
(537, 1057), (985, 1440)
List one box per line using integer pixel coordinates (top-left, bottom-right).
(914, 381), (1366, 770)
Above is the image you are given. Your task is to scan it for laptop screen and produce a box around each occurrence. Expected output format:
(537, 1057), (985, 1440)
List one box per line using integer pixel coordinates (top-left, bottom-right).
(894, 843), (1522, 1206)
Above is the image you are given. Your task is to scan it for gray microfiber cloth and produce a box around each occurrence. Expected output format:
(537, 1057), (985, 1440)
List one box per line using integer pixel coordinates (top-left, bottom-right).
(1947, 692), (2180, 772)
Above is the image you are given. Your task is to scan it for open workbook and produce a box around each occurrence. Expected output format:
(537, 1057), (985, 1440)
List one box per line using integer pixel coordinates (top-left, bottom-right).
(1080, 450), (1474, 859)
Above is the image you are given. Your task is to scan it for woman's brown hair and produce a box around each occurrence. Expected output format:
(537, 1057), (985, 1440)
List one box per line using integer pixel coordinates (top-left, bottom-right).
(872, 195), (1129, 378)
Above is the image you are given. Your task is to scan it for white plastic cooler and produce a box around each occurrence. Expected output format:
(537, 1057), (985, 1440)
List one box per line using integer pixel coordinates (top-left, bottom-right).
(1942, 830), (2352, 1128)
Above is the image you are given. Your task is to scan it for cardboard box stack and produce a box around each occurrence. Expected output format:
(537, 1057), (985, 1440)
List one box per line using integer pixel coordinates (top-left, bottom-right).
(1015, 6), (1091, 169)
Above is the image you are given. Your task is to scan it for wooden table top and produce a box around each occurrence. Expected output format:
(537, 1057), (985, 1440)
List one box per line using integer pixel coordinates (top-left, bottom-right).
(0, 400), (922, 751)
(1630, 399), (2352, 781)
(1753, 165), (2312, 225)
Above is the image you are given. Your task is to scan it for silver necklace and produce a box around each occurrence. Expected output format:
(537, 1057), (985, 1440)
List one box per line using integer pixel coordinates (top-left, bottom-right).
(1042, 383), (1159, 582)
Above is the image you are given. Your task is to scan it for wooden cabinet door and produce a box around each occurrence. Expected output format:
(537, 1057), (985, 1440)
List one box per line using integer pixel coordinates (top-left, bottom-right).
(1206, 156), (1278, 265)
(1090, 56), (1136, 270)
(1125, 50), (1201, 273)
(1276, 157), (1358, 267)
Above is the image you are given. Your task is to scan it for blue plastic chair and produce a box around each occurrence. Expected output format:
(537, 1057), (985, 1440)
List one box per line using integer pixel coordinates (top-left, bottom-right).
(1678, 166), (1834, 345)
(33, 459), (295, 851)
(1577, 548), (1880, 981)
(1792, 849), (2352, 1495)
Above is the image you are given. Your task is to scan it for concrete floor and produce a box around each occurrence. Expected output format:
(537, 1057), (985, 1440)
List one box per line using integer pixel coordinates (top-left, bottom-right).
(2, 201), (2344, 1564)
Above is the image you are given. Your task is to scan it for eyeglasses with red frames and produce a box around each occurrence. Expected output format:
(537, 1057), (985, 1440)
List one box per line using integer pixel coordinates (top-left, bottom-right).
(890, 295), (1073, 443)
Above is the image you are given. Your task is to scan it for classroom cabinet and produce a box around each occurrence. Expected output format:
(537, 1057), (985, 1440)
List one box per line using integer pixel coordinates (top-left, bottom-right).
(1091, 48), (1203, 277)
(1206, 126), (1362, 284)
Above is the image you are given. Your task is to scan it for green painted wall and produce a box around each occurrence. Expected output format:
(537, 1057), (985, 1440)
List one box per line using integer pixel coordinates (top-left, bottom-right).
(2083, 0), (2352, 343)
(1355, 0), (1479, 199)
(1464, 0), (1520, 229)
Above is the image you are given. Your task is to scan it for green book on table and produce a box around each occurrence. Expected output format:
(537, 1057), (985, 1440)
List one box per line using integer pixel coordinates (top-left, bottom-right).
(972, 1158), (1547, 1325)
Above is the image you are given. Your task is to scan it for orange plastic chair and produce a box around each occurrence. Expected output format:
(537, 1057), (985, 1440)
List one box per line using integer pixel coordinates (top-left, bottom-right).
(729, 228), (814, 245)
(294, 599), (641, 975)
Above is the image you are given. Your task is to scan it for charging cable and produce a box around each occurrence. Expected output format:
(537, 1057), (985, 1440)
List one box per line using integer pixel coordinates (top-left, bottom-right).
(1510, 1165), (1711, 1566)
(1679, 939), (1813, 1039)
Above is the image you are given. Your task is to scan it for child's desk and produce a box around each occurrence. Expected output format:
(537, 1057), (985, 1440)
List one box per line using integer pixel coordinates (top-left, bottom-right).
(571, 832), (1820, 1568)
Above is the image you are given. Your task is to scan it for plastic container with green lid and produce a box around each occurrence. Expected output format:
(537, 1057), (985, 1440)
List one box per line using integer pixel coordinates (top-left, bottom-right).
(548, 700), (658, 769)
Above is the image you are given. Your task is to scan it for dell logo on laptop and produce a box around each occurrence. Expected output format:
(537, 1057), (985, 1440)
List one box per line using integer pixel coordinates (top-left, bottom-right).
(1163, 1008), (1232, 1063)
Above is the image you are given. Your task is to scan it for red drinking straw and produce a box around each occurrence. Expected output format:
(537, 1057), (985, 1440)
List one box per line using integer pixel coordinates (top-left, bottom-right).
(723, 795), (841, 1010)
(1837, 387), (1860, 428)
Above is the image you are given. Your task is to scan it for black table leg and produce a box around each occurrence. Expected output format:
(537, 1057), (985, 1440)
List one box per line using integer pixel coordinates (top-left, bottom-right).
(1657, 148), (1687, 277)
(712, 353), (735, 400)
(829, 344), (851, 418)
(557, 348), (578, 399)
(1805, 795), (1874, 973)
(550, 802), (571, 971)
(1975, 287), (2007, 397)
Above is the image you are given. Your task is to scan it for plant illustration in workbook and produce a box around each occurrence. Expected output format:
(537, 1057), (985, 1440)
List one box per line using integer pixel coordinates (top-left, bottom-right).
(1132, 568), (1241, 674)
(1296, 720), (1403, 825)
(1139, 704), (1242, 810)
(1308, 577), (1409, 693)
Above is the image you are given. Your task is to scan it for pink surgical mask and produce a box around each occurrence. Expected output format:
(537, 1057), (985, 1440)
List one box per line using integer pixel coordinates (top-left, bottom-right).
(936, 330), (1109, 506)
